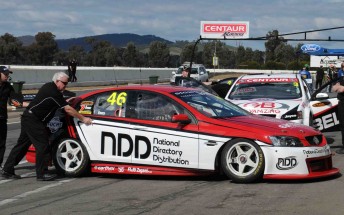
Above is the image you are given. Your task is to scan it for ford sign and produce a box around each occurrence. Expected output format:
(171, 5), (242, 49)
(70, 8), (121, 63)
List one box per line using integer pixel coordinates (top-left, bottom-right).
(301, 44), (322, 53)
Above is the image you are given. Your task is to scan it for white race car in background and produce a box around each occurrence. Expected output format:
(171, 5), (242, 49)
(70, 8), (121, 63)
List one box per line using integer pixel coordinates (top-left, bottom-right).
(225, 73), (340, 132)
(170, 64), (209, 83)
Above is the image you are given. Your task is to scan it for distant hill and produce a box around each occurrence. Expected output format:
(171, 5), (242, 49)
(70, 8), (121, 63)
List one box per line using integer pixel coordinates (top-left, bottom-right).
(57, 33), (174, 51)
(17, 33), (236, 55)
(18, 33), (174, 51)
(18, 35), (35, 46)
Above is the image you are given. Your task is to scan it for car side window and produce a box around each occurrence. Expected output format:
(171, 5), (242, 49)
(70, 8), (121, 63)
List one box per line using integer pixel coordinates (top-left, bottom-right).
(200, 67), (205, 74)
(93, 91), (128, 117)
(133, 91), (183, 122)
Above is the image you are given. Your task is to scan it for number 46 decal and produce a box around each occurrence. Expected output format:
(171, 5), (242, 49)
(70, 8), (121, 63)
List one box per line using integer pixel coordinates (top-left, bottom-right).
(107, 92), (127, 106)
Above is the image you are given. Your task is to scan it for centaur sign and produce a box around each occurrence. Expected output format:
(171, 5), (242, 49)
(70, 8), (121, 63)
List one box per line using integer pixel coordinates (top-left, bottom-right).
(200, 21), (249, 39)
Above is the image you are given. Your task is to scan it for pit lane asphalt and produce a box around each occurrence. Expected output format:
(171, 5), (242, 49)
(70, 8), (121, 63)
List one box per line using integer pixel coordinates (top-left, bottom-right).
(1, 121), (344, 214)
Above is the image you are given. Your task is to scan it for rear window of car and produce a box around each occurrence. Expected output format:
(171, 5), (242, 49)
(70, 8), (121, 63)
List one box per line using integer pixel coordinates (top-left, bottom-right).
(228, 77), (302, 100)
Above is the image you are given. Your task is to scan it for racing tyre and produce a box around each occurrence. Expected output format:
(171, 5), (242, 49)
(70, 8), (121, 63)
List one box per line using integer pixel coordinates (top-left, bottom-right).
(221, 139), (265, 183)
(52, 138), (90, 177)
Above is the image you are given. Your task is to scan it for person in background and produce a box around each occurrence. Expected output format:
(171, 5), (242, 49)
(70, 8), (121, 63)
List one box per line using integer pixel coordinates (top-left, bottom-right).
(327, 64), (337, 93)
(338, 62), (344, 78)
(68, 59), (78, 82)
(0, 66), (28, 170)
(315, 65), (324, 90)
(299, 66), (313, 90)
(181, 65), (190, 78)
(1, 72), (92, 181)
(299, 67), (311, 79)
(332, 77), (344, 154)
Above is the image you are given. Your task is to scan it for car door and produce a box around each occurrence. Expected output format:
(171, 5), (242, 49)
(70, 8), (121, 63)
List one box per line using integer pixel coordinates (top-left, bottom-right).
(309, 79), (340, 132)
(128, 90), (200, 169)
(74, 90), (134, 164)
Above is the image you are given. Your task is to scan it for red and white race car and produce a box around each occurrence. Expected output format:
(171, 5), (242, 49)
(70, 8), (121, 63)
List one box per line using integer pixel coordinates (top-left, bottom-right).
(27, 85), (339, 183)
(225, 73), (340, 132)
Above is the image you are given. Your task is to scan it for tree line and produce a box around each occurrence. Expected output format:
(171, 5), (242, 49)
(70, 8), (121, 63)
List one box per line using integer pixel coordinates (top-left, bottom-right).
(0, 30), (310, 70)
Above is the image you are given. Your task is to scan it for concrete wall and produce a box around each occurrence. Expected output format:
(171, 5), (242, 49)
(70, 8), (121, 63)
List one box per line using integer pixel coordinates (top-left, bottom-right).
(8, 66), (177, 89)
(7, 65), (308, 90)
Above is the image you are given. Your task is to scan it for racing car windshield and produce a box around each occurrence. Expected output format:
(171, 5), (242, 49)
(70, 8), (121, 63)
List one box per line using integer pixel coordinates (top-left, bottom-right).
(228, 79), (302, 100)
(173, 90), (249, 118)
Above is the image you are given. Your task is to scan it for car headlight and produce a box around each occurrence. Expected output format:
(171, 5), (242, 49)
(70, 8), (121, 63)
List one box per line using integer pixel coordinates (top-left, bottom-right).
(269, 136), (303, 147)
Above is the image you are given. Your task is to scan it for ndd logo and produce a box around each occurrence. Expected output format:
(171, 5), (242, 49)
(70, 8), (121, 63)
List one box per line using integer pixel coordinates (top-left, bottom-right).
(101, 132), (151, 159)
(276, 156), (298, 170)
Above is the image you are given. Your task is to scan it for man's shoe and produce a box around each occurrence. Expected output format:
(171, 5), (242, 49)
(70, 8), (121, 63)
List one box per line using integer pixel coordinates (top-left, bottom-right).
(336, 148), (344, 154)
(1, 170), (22, 179)
(36, 173), (57, 181)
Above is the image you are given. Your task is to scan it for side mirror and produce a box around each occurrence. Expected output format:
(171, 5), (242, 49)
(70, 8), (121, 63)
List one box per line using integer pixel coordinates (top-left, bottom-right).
(315, 93), (329, 100)
(172, 71), (176, 75)
(171, 114), (191, 124)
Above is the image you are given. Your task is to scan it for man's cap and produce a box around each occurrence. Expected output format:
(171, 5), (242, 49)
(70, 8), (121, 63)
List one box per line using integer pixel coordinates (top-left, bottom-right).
(0, 66), (13, 75)
(182, 65), (190, 71)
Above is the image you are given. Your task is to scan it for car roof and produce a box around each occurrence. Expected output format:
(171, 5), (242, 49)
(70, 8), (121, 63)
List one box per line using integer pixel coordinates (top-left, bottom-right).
(239, 73), (298, 80)
(78, 84), (201, 98)
(179, 64), (204, 68)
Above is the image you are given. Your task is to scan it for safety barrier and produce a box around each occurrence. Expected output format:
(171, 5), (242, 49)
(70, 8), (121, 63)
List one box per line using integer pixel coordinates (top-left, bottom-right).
(7, 65), (311, 90)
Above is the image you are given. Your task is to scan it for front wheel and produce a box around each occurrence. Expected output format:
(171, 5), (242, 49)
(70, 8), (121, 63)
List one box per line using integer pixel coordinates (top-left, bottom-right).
(52, 138), (90, 177)
(221, 139), (265, 183)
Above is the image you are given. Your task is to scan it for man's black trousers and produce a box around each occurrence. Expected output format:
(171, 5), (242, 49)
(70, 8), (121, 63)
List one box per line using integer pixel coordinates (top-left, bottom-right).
(0, 119), (7, 166)
(3, 111), (50, 178)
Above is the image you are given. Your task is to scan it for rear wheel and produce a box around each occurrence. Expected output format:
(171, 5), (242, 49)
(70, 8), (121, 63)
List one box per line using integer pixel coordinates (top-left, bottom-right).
(221, 139), (265, 183)
(52, 138), (90, 177)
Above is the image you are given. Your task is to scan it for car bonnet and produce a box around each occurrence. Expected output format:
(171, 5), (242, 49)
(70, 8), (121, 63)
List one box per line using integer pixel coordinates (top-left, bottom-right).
(214, 114), (320, 137)
(229, 98), (302, 117)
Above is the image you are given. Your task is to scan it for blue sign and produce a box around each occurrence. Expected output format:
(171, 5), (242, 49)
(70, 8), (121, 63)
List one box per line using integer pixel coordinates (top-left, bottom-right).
(301, 44), (322, 53)
(301, 44), (344, 56)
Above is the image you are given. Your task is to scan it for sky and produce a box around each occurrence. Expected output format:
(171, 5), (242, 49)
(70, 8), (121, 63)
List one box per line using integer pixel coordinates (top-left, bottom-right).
(1, 0), (344, 51)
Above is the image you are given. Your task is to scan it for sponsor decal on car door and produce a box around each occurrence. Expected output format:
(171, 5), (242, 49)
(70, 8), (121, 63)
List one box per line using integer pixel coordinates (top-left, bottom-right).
(76, 120), (135, 164)
(75, 120), (200, 168)
(130, 123), (199, 169)
(310, 98), (339, 132)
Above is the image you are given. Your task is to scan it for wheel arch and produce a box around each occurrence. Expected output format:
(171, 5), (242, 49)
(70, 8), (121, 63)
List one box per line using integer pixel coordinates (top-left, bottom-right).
(217, 138), (266, 183)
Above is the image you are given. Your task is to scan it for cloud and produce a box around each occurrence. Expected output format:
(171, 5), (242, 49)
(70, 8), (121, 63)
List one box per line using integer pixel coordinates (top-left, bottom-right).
(0, 0), (344, 51)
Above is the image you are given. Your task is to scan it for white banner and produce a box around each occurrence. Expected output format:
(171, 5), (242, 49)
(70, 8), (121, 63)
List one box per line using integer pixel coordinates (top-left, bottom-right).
(310, 56), (343, 68)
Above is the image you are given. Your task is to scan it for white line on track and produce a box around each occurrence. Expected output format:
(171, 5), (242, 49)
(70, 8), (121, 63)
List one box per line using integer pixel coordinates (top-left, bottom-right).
(0, 171), (35, 185)
(18, 160), (28, 165)
(0, 160), (32, 184)
(0, 179), (75, 207)
(7, 121), (20, 125)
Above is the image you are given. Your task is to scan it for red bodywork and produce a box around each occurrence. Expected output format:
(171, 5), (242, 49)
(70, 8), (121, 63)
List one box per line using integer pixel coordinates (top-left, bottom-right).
(25, 85), (340, 179)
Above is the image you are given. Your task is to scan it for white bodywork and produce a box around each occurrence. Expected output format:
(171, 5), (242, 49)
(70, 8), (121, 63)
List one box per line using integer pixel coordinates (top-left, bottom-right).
(225, 74), (313, 126)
